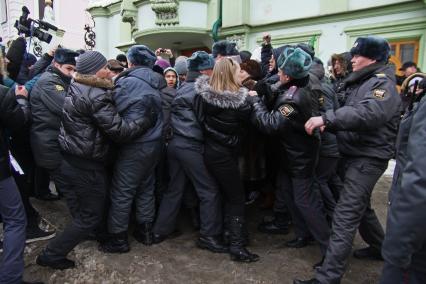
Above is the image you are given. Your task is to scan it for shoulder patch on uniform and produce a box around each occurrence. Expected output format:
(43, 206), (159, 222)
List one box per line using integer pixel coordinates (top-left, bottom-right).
(373, 89), (386, 99)
(279, 104), (295, 117)
(55, 85), (64, 91)
(375, 73), (387, 79)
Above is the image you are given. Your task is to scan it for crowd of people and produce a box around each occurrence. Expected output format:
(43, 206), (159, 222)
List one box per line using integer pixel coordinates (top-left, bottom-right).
(0, 32), (425, 284)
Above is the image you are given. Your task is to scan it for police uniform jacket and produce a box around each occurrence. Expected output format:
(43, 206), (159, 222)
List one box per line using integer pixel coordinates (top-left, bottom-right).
(322, 63), (401, 160)
(30, 66), (71, 170)
(250, 76), (319, 178)
(382, 94), (426, 273)
(170, 71), (204, 143)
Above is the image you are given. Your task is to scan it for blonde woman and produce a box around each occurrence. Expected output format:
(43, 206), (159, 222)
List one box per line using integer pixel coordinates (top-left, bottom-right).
(194, 58), (259, 262)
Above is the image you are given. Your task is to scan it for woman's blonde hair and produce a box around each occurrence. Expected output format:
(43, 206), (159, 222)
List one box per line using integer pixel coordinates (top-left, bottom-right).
(209, 58), (240, 93)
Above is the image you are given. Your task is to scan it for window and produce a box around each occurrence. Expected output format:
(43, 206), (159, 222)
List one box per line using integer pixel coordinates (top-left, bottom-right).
(1, 0), (7, 24)
(389, 39), (419, 75)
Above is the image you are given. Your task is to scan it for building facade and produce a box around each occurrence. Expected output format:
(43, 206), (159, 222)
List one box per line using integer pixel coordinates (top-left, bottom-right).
(1, 0), (91, 54)
(87, 0), (426, 73)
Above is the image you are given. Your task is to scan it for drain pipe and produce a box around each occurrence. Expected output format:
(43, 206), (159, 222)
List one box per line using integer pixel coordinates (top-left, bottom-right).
(211, 0), (222, 42)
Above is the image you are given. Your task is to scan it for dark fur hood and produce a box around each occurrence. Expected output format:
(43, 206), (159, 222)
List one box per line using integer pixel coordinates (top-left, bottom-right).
(74, 73), (114, 90)
(195, 75), (248, 109)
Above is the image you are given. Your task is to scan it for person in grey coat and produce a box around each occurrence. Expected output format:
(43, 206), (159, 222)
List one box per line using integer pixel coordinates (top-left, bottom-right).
(297, 36), (402, 284)
(101, 45), (163, 253)
(380, 79), (426, 284)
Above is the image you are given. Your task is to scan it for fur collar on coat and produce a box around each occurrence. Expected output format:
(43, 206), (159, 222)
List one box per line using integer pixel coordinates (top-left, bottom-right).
(74, 73), (114, 90)
(195, 75), (248, 109)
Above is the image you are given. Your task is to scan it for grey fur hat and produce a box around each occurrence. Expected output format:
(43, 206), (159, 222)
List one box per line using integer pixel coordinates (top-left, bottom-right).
(127, 45), (157, 68)
(187, 51), (215, 71)
(212, 40), (239, 58)
(277, 47), (312, 79)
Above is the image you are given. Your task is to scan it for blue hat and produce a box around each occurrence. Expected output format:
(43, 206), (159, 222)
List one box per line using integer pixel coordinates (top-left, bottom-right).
(277, 47), (312, 79)
(54, 48), (79, 66)
(187, 51), (215, 71)
(350, 36), (390, 63)
(127, 45), (156, 68)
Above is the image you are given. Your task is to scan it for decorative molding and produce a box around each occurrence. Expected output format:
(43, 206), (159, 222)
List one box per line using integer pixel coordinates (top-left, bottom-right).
(121, 0), (138, 32)
(115, 40), (137, 52)
(226, 34), (246, 50)
(150, 0), (179, 26)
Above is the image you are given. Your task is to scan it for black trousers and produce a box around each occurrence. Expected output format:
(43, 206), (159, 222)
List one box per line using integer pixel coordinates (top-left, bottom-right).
(313, 156), (339, 220)
(44, 160), (106, 259)
(380, 262), (426, 284)
(316, 157), (387, 284)
(153, 137), (221, 236)
(279, 169), (330, 255)
(204, 143), (245, 217)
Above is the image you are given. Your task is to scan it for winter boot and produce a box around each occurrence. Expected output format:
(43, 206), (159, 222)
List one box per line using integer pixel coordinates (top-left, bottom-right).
(133, 222), (154, 246)
(258, 211), (290, 234)
(223, 215), (249, 246)
(228, 216), (259, 263)
(99, 231), (130, 253)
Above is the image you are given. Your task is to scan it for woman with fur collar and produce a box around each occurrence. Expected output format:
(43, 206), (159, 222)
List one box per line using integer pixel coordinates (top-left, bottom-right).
(37, 51), (155, 270)
(193, 58), (259, 263)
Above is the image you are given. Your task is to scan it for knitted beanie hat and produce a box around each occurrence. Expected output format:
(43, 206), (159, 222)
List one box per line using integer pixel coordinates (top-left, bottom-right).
(76, 51), (107, 75)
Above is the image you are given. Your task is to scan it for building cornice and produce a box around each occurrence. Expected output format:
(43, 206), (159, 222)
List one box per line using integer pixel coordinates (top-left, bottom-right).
(87, 1), (122, 17)
(133, 26), (208, 40)
(218, 1), (425, 35)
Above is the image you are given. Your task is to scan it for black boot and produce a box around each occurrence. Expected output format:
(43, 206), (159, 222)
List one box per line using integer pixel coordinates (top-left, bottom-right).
(36, 251), (75, 270)
(223, 215), (249, 246)
(228, 216), (259, 263)
(197, 235), (228, 253)
(258, 212), (290, 235)
(99, 231), (130, 253)
(353, 246), (383, 260)
(133, 222), (153, 246)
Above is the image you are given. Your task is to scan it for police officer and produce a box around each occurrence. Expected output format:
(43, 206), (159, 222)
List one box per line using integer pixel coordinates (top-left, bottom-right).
(152, 51), (226, 253)
(249, 46), (330, 262)
(296, 36), (402, 284)
(380, 78), (426, 284)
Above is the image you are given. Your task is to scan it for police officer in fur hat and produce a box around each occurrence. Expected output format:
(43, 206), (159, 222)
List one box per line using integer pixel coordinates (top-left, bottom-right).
(248, 46), (330, 265)
(296, 36), (402, 284)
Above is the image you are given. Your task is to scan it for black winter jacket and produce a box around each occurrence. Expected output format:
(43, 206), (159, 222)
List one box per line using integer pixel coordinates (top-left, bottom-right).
(323, 63), (401, 160)
(382, 95), (426, 273)
(0, 85), (31, 180)
(29, 53), (53, 79)
(193, 75), (251, 150)
(113, 66), (163, 144)
(59, 74), (154, 168)
(160, 85), (176, 141)
(170, 71), (204, 143)
(250, 77), (319, 178)
(30, 66), (71, 170)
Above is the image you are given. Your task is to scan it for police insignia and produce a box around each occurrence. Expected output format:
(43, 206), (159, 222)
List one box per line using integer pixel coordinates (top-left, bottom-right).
(279, 104), (294, 117)
(373, 89), (386, 99)
(55, 85), (65, 91)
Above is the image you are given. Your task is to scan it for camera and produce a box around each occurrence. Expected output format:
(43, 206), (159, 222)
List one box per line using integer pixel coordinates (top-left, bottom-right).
(14, 6), (58, 44)
(159, 48), (166, 53)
